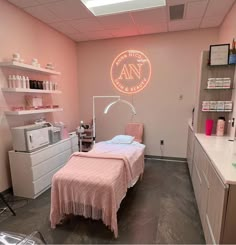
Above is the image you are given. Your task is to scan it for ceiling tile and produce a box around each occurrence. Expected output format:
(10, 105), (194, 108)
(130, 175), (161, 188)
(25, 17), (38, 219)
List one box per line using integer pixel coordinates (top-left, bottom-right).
(69, 18), (104, 32)
(48, 22), (78, 35)
(131, 7), (168, 24)
(137, 22), (168, 35)
(168, 19), (201, 31)
(110, 27), (139, 38)
(185, 0), (208, 19)
(84, 30), (114, 40)
(45, 0), (92, 20)
(8, 0), (40, 8)
(97, 13), (134, 29)
(67, 33), (89, 42)
(204, 0), (235, 17)
(24, 5), (61, 23)
(200, 16), (224, 28)
(36, 0), (60, 4)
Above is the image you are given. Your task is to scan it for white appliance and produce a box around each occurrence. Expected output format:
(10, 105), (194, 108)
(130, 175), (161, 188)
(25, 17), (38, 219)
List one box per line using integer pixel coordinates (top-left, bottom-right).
(11, 124), (52, 152)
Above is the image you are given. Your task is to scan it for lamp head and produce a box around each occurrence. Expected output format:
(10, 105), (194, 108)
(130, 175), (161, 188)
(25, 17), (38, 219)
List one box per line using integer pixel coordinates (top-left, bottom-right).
(103, 99), (136, 115)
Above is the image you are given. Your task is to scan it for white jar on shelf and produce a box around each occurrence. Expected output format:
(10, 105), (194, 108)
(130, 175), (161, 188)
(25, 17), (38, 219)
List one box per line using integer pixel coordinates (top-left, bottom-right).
(215, 78), (223, 88)
(223, 78), (231, 88)
(209, 101), (217, 111)
(207, 78), (216, 88)
(217, 101), (225, 111)
(202, 101), (210, 111)
(224, 101), (233, 111)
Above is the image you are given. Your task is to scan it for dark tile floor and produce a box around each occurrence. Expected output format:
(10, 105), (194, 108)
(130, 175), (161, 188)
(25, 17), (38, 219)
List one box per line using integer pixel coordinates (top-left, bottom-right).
(0, 159), (205, 244)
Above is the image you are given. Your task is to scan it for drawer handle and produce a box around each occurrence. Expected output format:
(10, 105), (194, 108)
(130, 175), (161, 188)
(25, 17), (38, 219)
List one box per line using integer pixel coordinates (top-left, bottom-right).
(29, 134), (32, 143)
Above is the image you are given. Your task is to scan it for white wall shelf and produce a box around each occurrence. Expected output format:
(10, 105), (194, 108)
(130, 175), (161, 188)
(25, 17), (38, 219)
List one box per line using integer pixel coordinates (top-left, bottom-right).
(0, 61), (61, 75)
(202, 110), (232, 112)
(1, 88), (62, 94)
(5, 108), (63, 115)
(205, 88), (233, 90)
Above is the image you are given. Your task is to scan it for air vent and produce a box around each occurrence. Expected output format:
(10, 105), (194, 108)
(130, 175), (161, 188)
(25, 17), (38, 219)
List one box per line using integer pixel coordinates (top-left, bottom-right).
(169, 4), (185, 20)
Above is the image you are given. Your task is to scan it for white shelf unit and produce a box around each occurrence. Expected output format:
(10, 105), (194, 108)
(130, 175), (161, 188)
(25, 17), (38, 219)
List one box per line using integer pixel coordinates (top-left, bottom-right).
(1, 88), (62, 94)
(0, 61), (61, 75)
(9, 135), (78, 199)
(5, 108), (63, 115)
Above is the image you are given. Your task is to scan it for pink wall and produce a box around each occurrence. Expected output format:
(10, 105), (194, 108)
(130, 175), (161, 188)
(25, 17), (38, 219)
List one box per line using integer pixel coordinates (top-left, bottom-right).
(77, 28), (218, 158)
(219, 2), (236, 43)
(0, 0), (79, 192)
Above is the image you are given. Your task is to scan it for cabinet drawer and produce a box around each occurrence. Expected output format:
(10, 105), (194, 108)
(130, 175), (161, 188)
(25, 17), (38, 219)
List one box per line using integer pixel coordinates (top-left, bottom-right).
(192, 160), (202, 210)
(32, 149), (71, 180)
(33, 165), (64, 197)
(30, 140), (71, 166)
(206, 162), (228, 244)
(199, 171), (209, 231)
(199, 149), (209, 183)
(205, 214), (215, 244)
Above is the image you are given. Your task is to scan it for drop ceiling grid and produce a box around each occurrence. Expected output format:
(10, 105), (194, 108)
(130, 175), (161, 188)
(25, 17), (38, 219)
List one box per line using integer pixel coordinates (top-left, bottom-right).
(6, 0), (236, 42)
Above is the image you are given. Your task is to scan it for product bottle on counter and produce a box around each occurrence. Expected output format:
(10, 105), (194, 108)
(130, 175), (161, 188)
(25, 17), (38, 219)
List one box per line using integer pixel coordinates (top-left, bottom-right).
(216, 117), (225, 136)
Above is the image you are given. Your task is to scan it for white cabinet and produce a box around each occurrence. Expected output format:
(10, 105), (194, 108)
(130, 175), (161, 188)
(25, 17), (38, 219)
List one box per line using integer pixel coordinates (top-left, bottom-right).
(8, 135), (78, 199)
(190, 133), (234, 244)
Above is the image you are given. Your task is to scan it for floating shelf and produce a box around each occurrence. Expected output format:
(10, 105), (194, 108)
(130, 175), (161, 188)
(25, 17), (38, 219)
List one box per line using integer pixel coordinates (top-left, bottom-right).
(0, 61), (61, 75)
(1, 88), (61, 94)
(5, 108), (63, 115)
(205, 88), (233, 90)
(202, 110), (232, 112)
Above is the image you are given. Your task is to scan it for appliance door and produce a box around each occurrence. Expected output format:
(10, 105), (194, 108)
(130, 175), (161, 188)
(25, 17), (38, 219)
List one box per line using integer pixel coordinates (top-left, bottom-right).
(26, 127), (49, 151)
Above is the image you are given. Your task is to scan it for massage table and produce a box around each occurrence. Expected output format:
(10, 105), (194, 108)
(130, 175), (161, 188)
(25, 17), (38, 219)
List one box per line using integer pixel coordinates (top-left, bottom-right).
(50, 140), (145, 238)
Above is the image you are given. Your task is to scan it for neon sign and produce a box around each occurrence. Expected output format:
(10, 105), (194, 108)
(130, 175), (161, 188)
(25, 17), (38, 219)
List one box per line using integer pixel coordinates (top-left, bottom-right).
(110, 50), (151, 94)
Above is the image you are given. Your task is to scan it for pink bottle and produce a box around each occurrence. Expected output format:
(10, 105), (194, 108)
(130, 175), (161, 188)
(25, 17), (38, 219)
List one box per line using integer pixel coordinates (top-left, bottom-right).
(216, 117), (225, 136)
(205, 119), (213, 136)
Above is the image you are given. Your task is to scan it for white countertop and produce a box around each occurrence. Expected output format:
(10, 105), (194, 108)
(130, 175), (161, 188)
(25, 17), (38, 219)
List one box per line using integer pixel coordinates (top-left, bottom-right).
(195, 133), (236, 185)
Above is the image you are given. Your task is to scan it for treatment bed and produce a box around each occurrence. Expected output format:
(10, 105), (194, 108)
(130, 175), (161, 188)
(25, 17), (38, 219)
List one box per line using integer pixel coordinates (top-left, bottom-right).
(50, 139), (145, 237)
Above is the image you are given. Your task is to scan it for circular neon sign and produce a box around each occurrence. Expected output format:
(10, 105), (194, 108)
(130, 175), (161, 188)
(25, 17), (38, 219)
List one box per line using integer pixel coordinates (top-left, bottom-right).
(110, 50), (151, 94)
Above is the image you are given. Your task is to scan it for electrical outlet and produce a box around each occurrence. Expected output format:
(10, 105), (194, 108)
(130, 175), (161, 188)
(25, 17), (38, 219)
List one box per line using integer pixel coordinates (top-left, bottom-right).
(160, 140), (164, 145)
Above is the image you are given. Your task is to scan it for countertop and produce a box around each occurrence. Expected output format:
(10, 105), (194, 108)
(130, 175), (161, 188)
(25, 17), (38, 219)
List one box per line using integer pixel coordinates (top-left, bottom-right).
(195, 133), (236, 185)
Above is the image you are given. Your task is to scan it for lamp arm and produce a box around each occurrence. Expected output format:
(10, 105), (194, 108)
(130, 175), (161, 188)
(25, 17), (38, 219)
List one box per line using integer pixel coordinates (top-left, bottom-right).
(119, 99), (137, 115)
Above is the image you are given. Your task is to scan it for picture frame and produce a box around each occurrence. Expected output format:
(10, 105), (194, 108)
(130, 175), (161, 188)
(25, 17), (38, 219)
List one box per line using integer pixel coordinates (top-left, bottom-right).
(209, 44), (230, 66)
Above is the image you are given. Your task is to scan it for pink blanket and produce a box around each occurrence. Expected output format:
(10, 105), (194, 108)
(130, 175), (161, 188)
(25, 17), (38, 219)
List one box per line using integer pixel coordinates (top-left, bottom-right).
(50, 145), (144, 238)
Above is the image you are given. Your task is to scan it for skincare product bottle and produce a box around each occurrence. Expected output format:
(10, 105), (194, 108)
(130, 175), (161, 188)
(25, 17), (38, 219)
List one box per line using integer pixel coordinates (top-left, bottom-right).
(22, 76), (26, 89)
(216, 117), (225, 136)
(8, 75), (12, 88)
(12, 75), (16, 88)
(26, 76), (29, 89)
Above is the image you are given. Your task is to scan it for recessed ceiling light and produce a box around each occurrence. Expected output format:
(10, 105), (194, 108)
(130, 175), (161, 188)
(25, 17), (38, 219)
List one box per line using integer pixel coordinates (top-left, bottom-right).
(81, 0), (166, 16)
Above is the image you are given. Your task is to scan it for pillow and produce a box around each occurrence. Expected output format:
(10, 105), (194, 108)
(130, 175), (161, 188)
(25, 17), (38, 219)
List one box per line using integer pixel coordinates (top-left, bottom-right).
(111, 135), (134, 144)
